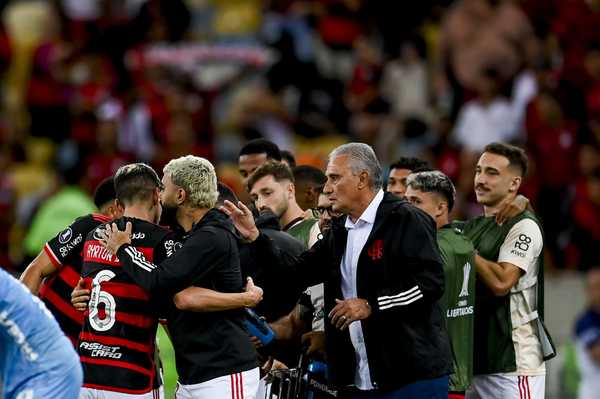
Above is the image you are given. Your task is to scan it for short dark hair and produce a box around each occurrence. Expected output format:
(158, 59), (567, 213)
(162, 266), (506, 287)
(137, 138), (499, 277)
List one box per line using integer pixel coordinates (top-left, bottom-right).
(239, 139), (282, 161)
(406, 171), (456, 211)
(216, 182), (239, 207)
(483, 142), (528, 176)
(293, 165), (326, 188)
(281, 150), (296, 168)
(93, 177), (117, 209)
(247, 161), (294, 192)
(389, 157), (429, 173)
(114, 163), (162, 205)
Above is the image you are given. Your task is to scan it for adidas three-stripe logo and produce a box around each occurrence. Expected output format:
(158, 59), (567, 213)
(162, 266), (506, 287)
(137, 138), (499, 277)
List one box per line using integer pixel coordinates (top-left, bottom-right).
(124, 247), (156, 272)
(377, 285), (423, 310)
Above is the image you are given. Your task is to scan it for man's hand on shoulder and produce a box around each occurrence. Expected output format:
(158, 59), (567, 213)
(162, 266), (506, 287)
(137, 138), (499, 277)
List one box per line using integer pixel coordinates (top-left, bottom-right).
(495, 194), (530, 225)
(101, 222), (132, 254)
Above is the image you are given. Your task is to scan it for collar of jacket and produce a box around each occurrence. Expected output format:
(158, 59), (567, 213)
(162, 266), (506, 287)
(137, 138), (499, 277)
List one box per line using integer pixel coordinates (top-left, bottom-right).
(330, 192), (406, 235)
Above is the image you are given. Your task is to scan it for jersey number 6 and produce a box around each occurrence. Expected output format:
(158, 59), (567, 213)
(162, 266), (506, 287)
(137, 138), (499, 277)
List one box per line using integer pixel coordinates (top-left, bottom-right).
(88, 270), (117, 332)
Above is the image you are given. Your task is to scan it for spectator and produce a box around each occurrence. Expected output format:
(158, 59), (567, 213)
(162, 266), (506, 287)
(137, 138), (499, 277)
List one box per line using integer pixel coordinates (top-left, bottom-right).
(572, 168), (600, 270)
(438, 0), (539, 95)
(574, 268), (600, 399)
(381, 36), (431, 122)
(453, 68), (520, 152)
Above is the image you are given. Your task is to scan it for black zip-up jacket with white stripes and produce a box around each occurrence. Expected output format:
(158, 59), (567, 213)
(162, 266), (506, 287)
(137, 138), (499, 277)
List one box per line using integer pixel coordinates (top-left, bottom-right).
(117, 209), (258, 385)
(252, 192), (452, 392)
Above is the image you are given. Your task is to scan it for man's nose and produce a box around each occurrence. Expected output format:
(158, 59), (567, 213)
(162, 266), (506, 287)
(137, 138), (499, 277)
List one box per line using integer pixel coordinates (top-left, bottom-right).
(323, 180), (333, 194)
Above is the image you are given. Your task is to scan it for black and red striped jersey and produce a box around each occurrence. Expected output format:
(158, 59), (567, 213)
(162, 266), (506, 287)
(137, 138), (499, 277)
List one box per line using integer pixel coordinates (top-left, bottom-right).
(40, 213), (112, 346)
(78, 217), (180, 395)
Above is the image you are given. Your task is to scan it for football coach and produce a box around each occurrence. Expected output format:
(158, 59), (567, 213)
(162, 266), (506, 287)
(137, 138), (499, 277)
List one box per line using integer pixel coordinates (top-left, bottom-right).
(222, 143), (452, 398)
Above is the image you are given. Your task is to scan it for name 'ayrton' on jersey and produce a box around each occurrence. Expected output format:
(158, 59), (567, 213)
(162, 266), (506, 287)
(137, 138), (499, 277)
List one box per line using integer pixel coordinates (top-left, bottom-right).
(78, 217), (181, 395)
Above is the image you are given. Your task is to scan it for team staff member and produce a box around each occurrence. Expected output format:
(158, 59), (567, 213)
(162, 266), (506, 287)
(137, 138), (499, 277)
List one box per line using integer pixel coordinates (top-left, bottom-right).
(405, 171), (476, 398)
(20, 177), (123, 346)
(102, 156), (259, 399)
(223, 143), (452, 398)
(463, 143), (554, 399)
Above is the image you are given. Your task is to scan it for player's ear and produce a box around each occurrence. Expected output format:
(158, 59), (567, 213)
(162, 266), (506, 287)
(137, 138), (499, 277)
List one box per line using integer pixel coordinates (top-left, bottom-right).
(177, 187), (187, 205)
(509, 175), (522, 193)
(436, 200), (446, 219)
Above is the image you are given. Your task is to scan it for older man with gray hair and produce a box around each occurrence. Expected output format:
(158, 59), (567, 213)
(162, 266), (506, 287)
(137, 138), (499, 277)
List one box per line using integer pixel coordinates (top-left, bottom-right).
(223, 143), (452, 398)
(103, 155), (259, 399)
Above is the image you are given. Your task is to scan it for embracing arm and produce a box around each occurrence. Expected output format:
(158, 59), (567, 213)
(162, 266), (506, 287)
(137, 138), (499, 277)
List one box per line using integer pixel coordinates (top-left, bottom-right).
(173, 277), (263, 312)
(20, 250), (57, 295)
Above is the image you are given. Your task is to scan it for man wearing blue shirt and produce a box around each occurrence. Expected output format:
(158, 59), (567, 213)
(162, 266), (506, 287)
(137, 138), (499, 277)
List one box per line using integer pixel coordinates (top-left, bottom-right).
(0, 267), (82, 399)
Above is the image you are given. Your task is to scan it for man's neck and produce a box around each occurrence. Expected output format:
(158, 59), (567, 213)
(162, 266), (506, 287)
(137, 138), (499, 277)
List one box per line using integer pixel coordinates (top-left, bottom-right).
(437, 215), (450, 230)
(483, 194), (516, 217)
(280, 201), (306, 227)
(348, 190), (378, 223)
(123, 204), (154, 224)
(177, 206), (210, 232)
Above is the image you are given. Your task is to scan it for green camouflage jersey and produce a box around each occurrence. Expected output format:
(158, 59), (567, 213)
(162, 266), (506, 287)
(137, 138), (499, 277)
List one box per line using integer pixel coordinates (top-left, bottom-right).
(437, 225), (476, 393)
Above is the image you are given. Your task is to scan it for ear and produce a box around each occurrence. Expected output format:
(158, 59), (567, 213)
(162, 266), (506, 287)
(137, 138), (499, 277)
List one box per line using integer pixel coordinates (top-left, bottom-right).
(358, 171), (370, 190)
(509, 176), (522, 193)
(177, 187), (186, 205)
(288, 182), (296, 198)
(436, 201), (447, 219)
(153, 188), (161, 205)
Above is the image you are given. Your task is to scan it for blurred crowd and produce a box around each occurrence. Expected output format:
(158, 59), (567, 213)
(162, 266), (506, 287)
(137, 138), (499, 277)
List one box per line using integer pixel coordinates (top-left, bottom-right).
(0, 0), (598, 272)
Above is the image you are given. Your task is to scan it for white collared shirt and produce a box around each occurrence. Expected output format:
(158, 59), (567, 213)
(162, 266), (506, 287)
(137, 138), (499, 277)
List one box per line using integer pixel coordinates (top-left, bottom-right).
(341, 189), (384, 390)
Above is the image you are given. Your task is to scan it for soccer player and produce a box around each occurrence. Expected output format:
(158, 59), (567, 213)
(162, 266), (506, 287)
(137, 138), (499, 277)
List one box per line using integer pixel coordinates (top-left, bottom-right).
(20, 177), (123, 346)
(1, 267), (83, 399)
(247, 161), (320, 249)
(405, 171), (476, 398)
(102, 156), (259, 399)
(78, 163), (180, 398)
(463, 143), (553, 399)
(238, 139), (282, 189)
(386, 157), (429, 198)
(292, 165), (327, 211)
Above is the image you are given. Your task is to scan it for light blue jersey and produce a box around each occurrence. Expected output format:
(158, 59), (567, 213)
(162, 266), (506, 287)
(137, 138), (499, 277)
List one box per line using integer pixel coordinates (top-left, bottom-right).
(0, 268), (82, 399)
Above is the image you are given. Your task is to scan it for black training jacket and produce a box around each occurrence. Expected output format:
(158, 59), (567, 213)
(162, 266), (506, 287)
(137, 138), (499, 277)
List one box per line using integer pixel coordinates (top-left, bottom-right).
(117, 209), (258, 385)
(253, 192), (452, 392)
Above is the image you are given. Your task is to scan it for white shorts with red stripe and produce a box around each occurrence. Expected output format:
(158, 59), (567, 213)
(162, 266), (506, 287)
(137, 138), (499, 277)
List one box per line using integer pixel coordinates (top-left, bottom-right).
(465, 374), (545, 399)
(175, 368), (259, 399)
(79, 386), (164, 399)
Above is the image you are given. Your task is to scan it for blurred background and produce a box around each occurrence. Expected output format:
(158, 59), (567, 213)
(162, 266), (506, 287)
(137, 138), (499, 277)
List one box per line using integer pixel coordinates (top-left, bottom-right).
(0, 0), (598, 397)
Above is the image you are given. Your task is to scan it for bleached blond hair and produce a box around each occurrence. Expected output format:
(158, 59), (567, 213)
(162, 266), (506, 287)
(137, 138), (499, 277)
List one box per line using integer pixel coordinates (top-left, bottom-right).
(163, 155), (218, 209)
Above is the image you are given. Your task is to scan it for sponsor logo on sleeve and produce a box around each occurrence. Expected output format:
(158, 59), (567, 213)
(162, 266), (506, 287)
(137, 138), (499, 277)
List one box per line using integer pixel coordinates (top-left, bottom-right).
(511, 234), (532, 258)
(59, 234), (83, 257)
(58, 228), (73, 244)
